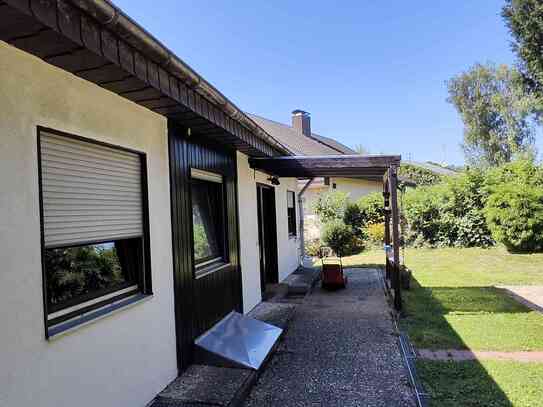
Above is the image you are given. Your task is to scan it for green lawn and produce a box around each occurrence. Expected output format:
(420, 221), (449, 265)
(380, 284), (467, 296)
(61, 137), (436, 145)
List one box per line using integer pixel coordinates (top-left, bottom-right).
(417, 360), (543, 407)
(343, 246), (543, 287)
(343, 247), (543, 351)
(342, 247), (543, 406)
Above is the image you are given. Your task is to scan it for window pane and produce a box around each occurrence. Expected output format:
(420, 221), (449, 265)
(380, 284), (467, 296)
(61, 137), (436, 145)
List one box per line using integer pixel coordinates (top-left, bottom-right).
(45, 238), (141, 312)
(191, 179), (225, 264)
(287, 191), (295, 208)
(287, 191), (296, 236)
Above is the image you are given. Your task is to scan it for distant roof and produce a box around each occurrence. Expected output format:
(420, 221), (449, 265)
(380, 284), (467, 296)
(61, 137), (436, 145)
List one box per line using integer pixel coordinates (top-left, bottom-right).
(247, 113), (351, 156)
(306, 132), (356, 154)
(247, 113), (457, 178)
(403, 160), (458, 176)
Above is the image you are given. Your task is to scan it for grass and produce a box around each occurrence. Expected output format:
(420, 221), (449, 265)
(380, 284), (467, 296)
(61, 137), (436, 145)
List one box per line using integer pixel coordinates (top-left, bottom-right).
(417, 360), (543, 407)
(343, 246), (543, 351)
(341, 246), (543, 406)
(344, 246), (543, 287)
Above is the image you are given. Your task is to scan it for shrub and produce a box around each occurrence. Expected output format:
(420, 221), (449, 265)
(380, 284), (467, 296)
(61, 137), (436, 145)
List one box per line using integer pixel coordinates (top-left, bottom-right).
(403, 183), (450, 246)
(312, 191), (349, 223)
(403, 169), (493, 247)
(357, 192), (385, 225)
(343, 202), (366, 238)
(484, 182), (543, 252)
(485, 158), (543, 189)
(399, 163), (443, 186)
(305, 238), (324, 257)
(443, 169), (493, 247)
(367, 223), (385, 243)
(322, 220), (358, 256)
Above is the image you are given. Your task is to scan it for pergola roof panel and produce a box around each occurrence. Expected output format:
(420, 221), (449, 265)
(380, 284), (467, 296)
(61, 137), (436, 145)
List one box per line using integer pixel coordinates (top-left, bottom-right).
(249, 155), (401, 178)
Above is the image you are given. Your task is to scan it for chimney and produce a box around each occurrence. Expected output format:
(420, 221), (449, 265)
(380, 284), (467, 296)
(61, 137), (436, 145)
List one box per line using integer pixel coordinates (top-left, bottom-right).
(292, 109), (311, 137)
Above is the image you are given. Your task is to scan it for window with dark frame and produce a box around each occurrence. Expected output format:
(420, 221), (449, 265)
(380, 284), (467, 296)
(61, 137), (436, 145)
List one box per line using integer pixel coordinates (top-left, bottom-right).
(190, 169), (228, 275)
(287, 190), (297, 237)
(38, 128), (151, 334)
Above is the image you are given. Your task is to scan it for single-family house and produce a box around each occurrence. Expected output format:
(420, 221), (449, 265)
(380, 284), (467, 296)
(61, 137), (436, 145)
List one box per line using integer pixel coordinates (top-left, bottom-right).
(0, 1), (404, 406)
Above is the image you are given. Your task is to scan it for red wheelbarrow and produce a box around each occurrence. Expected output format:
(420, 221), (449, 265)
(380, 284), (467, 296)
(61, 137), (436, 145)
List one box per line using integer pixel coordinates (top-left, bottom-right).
(320, 247), (348, 289)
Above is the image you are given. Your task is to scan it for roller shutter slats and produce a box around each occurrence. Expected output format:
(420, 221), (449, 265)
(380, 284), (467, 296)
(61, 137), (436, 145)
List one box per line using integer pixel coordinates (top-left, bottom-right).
(40, 131), (143, 248)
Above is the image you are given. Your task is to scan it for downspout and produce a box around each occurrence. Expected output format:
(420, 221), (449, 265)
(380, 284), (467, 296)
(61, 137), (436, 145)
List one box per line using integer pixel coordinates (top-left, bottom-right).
(298, 178), (314, 265)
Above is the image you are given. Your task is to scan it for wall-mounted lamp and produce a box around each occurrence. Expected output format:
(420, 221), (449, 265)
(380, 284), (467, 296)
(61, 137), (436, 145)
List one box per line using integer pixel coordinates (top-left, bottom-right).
(267, 176), (280, 186)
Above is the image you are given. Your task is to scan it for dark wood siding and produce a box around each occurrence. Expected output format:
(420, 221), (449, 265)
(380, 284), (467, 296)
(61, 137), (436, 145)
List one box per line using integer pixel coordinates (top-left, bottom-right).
(168, 121), (242, 371)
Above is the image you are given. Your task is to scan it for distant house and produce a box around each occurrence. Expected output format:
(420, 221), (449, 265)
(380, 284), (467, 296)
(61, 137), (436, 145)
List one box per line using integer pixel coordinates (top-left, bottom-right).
(249, 110), (457, 240)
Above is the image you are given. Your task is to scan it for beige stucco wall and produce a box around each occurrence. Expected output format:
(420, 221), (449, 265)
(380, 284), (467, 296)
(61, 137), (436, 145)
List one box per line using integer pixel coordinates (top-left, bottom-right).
(330, 177), (382, 201)
(0, 42), (177, 407)
(302, 177), (382, 215)
(301, 184), (328, 216)
(236, 152), (262, 313)
(237, 153), (300, 312)
(300, 178), (382, 241)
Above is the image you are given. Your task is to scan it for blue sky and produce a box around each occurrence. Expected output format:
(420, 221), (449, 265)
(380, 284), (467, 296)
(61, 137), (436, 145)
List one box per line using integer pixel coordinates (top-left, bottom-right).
(114, 1), (517, 165)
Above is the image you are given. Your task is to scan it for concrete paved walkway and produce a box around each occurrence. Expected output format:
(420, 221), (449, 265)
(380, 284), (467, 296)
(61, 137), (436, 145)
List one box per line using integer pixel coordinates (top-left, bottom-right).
(244, 268), (416, 407)
(496, 285), (543, 313)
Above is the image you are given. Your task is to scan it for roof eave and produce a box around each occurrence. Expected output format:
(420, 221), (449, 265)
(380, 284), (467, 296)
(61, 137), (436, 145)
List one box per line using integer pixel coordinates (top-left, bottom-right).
(3, 0), (290, 156)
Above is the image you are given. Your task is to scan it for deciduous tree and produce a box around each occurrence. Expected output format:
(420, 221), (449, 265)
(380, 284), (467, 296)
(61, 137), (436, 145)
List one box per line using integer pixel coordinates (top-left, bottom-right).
(447, 63), (540, 167)
(503, 0), (543, 96)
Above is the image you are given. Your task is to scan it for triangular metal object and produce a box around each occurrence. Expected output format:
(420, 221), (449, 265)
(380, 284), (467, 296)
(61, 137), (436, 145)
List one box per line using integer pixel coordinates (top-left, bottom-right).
(195, 311), (282, 370)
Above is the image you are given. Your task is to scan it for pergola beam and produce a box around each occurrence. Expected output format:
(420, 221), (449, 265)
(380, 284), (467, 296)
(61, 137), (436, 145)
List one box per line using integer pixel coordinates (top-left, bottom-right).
(249, 155), (401, 178)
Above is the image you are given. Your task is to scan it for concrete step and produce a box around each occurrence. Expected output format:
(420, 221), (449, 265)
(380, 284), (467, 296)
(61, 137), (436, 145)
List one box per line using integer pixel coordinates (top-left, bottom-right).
(152, 364), (253, 407)
(283, 266), (320, 296)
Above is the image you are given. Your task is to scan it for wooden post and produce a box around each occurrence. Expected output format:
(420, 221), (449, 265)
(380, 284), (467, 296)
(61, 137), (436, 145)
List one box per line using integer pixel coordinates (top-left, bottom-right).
(389, 165), (402, 311)
(383, 176), (391, 284)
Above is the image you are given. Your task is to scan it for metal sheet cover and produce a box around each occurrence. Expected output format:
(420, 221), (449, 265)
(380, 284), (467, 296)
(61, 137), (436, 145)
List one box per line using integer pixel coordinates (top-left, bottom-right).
(195, 311), (282, 370)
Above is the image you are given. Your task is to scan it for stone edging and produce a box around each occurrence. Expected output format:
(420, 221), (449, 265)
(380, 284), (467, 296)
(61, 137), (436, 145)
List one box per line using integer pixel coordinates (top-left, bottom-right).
(418, 349), (543, 363)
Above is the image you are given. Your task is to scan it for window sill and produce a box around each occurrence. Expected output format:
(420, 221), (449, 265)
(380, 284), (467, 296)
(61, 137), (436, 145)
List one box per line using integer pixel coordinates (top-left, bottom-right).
(195, 262), (231, 279)
(47, 293), (152, 340)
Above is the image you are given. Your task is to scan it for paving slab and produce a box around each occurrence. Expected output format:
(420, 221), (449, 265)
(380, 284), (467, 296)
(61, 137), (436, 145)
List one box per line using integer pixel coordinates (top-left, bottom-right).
(244, 268), (416, 407)
(153, 365), (252, 406)
(496, 285), (543, 313)
(248, 301), (296, 329)
(283, 266), (320, 295)
(418, 349), (543, 362)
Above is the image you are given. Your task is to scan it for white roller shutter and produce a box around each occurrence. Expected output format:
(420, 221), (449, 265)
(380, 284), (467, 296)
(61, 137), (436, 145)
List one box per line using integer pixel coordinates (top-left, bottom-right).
(40, 131), (143, 248)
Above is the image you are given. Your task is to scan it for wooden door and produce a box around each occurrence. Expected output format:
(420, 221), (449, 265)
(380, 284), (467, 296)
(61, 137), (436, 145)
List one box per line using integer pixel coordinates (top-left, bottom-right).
(256, 184), (278, 291)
